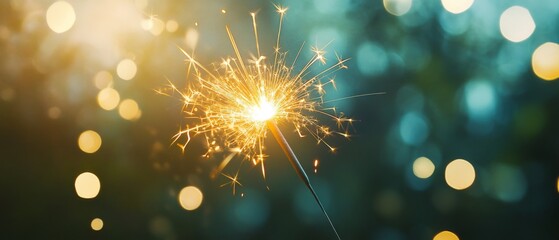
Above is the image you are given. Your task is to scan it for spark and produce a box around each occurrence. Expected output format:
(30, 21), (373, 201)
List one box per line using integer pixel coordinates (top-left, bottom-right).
(166, 5), (351, 239)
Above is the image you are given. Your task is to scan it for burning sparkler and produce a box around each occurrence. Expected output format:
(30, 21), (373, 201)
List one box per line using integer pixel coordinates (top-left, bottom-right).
(164, 5), (355, 239)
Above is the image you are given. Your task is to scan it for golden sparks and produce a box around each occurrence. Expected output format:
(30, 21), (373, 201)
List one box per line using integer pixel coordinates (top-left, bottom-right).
(163, 4), (352, 182)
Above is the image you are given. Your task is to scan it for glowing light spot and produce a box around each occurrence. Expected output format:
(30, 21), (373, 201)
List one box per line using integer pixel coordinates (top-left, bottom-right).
(556, 177), (559, 193)
(445, 159), (475, 190)
(178, 186), (203, 211)
(532, 42), (559, 81)
(116, 59), (137, 80)
(91, 218), (103, 231)
(499, 6), (535, 42)
(250, 98), (277, 122)
(119, 99), (141, 121)
(149, 18), (165, 36)
(141, 18), (154, 30)
(221, 9), (226, 14)
(434, 230), (459, 240)
(97, 88), (120, 111)
(94, 71), (113, 89)
(46, 1), (76, 33)
(314, 159), (319, 173)
(413, 157), (435, 179)
(441, 0), (474, 14)
(78, 130), (102, 154)
(166, 20), (179, 32)
(464, 80), (496, 121)
(399, 111), (429, 146)
(185, 28), (199, 50)
(383, 0), (413, 16)
(75, 172), (101, 199)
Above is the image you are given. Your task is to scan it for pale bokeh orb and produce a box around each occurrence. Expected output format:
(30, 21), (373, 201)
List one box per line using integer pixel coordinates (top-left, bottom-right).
(118, 99), (141, 121)
(499, 6), (535, 42)
(97, 88), (120, 111)
(441, 0), (474, 14)
(46, 1), (76, 33)
(185, 28), (199, 50)
(75, 172), (101, 199)
(116, 59), (137, 80)
(445, 159), (476, 190)
(178, 186), (203, 211)
(383, 0), (413, 16)
(78, 130), (102, 154)
(93, 71), (113, 89)
(166, 20), (179, 33)
(91, 218), (103, 231)
(413, 156), (435, 179)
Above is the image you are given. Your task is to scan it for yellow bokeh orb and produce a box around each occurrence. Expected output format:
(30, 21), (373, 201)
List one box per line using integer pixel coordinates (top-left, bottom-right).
(116, 59), (137, 80)
(166, 20), (179, 33)
(46, 1), (76, 33)
(91, 218), (103, 231)
(178, 186), (203, 211)
(445, 159), (476, 190)
(532, 42), (559, 81)
(434, 230), (459, 240)
(413, 157), (435, 179)
(97, 88), (120, 111)
(118, 99), (141, 121)
(75, 172), (101, 199)
(78, 130), (102, 154)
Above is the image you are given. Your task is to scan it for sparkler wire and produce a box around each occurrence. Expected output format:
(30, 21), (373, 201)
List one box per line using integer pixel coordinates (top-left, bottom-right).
(267, 121), (341, 240)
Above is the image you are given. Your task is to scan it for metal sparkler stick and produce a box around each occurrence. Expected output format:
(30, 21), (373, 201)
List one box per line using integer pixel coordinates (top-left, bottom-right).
(267, 121), (341, 240)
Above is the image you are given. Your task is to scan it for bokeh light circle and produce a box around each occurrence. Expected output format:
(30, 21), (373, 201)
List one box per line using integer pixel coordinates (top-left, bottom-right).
(441, 0), (474, 14)
(119, 99), (141, 121)
(91, 218), (103, 231)
(445, 159), (476, 190)
(116, 59), (137, 80)
(75, 172), (101, 199)
(46, 1), (76, 33)
(383, 0), (413, 16)
(94, 71), (113, 89)
(434, 230), (459, 240)
(78, 130), (102, 154)
(413, 157), (435, 179)
(178, 186), (203, 211)
(499, 6), (535, 42)
(532, 42), (559, 81)
(97, 88), (120, 111)
(166, 20), (179, 33)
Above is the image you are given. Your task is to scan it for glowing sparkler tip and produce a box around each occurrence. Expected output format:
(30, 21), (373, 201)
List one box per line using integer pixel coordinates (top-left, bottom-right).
(250, 97), (277, 122)
(274, 4), (288, 14)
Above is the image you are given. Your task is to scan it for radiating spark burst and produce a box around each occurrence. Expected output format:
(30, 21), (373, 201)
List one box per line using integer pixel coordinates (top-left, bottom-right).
(164, 5), (353, 181)
(159, 5), (352, 239)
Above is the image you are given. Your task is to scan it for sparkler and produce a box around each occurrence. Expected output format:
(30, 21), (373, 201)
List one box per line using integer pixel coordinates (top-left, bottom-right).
(165, 5), (356, 239)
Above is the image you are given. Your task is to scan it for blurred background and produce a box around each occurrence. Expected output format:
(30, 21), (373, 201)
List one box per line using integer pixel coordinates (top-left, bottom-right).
(1, 0), (558, 239)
